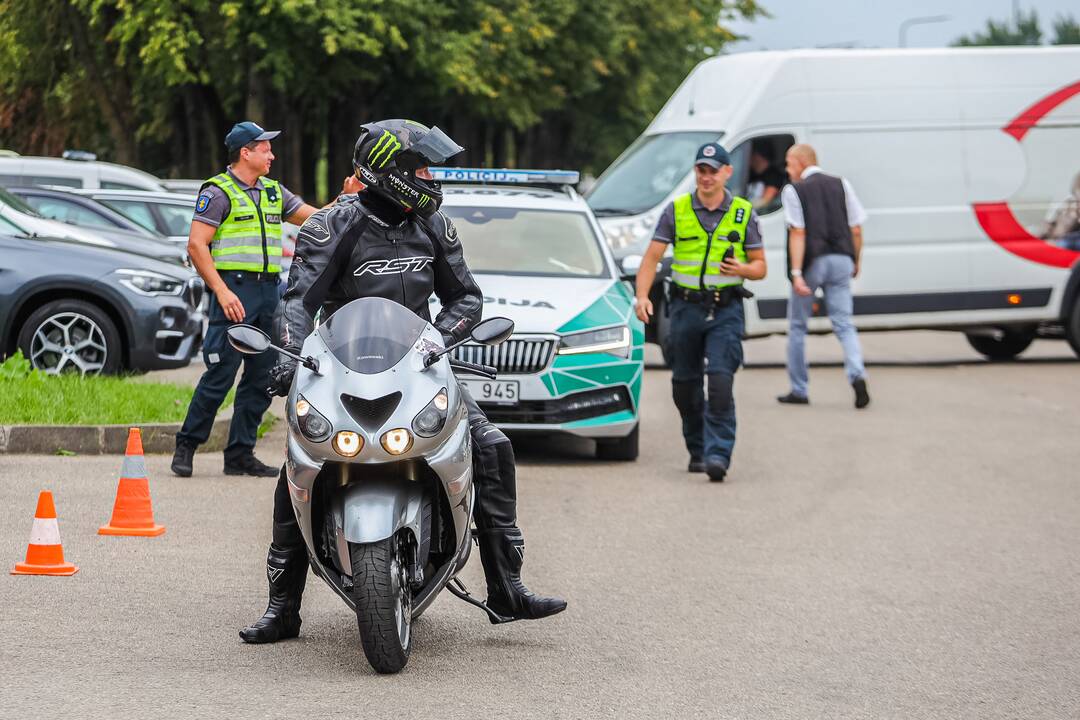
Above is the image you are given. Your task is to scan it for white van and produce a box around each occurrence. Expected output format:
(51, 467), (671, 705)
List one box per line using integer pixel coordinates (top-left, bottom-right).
(0, 155), (166, 191)
(587, 47), (1080, 360)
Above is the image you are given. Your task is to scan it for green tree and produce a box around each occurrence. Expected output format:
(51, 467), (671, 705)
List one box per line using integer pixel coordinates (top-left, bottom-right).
(1051, 14), (1080, 45)
(953, 9), (1043, 46)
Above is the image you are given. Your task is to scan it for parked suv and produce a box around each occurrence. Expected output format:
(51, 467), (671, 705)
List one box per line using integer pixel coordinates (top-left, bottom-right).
(0, 215), (203, 374)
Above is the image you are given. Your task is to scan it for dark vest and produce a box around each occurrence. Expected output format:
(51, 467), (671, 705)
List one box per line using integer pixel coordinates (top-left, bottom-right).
(792, 172), (855, 268)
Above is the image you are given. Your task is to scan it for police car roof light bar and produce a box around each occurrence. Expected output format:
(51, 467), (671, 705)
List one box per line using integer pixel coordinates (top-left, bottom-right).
(429, 167), (580, 188)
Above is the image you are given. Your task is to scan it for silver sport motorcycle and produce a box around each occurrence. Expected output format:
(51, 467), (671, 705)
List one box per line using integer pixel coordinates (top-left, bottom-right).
(227, 297), (516, 674)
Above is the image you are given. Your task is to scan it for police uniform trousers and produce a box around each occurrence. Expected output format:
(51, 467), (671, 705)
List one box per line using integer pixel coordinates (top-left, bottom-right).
(270, 382), (517, 548)
(666, 296), (744, 465)
(176, 271), (279, 461)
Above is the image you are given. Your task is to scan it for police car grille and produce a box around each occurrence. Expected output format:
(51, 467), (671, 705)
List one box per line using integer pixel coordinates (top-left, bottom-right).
(452, 337), (556, 374)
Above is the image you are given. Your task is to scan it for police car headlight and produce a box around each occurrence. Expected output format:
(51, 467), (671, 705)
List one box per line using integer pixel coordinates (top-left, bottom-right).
(412, 387), (449, 437)
(558, 326), (631, 358)
(295, 394), (332, 442)
(114, 269), (185, 297)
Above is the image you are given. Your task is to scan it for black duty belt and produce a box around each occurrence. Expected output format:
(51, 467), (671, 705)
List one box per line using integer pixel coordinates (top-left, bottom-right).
(670, 284), (753, 307)
(225, 270), (279, 283)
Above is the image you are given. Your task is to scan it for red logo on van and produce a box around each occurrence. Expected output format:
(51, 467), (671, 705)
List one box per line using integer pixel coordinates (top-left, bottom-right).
(972, 80), (1080, 269)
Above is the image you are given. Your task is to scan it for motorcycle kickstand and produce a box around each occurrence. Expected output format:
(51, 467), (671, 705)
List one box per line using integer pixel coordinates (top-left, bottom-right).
(446, 577), (513, 624)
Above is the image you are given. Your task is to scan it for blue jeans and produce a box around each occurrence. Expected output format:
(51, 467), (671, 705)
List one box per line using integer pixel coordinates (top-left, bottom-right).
(177, 271), (279, 459)
(666, 297), (744, 466)
(786, 254), (866, 397)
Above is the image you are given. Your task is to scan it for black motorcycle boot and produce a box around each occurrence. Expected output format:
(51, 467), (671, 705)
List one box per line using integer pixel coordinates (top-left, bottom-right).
(239, 544), (308, 644)
(478, 528), (567, 624)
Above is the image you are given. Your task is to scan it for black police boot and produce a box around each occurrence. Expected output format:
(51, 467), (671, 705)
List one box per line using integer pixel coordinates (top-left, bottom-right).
(852, 378), (871, 409)
(688, 456), (706, 473)
(705, 458), (728, 483)
(171, 441), (195, 477)
(478, 527), (567, 624)
(239, 544), (308, 644)
(224, 451), (279, 477)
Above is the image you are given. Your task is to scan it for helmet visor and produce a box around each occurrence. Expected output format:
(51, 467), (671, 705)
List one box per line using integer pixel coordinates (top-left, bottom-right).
(410, 127), (464, 165)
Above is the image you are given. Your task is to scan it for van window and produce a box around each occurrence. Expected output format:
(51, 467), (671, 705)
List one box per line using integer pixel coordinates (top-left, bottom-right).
(26, 196), (119, 230)
(100, 199), (157, 232)
(728, 134), (794, 215)
(27, 176), (82, 188)
(156, 202), (194, 235)
(101, 181), (148, 190)
(587, 132), (720, 216)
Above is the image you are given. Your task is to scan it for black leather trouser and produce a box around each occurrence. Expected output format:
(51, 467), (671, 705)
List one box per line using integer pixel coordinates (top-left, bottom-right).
(271, 381), (517, 547)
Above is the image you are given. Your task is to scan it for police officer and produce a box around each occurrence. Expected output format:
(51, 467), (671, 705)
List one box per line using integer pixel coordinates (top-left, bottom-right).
(239, 119), (565, 644)
(634, 142), (767, 482)
(171, 121), (355, 477)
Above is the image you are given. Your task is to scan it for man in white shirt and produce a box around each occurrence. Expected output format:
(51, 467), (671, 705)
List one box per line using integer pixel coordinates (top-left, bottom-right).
(777, 144), (870, 409)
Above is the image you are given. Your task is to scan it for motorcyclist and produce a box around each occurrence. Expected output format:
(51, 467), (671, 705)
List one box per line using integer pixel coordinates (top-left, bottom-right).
(240, 119), (567, 643)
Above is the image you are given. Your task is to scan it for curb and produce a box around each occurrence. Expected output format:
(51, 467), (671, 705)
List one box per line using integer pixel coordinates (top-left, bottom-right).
(0, 411), (275, 455)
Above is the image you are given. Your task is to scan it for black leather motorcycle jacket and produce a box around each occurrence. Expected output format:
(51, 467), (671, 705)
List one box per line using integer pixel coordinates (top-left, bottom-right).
(275, 193), (482, 352)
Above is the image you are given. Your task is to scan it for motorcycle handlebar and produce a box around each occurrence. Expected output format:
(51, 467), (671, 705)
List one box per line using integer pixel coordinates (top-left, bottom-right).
(448, 358), (498, 379)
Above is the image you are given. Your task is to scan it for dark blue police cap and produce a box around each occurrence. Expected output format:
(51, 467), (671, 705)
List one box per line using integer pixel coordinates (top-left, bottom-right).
(695, 141), (731, 169)
(224, 121), (281, 152)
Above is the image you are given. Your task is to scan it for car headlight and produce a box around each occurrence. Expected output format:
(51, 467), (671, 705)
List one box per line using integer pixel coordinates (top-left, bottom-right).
(114, 269), (186, 297)
(558, 326), (631, 358)
(601, 212), (660, 253)
(295, 395), (332, 442)
(412, 387), (449, 437)
(381, 428), (414, 455)
(332, 431), (363, 457)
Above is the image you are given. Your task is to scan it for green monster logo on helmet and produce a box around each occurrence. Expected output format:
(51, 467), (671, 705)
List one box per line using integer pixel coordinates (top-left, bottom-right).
(368, 130), (402, 169)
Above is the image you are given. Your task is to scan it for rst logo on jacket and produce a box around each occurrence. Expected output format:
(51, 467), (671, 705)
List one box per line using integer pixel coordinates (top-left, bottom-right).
(353, 256), (434, 276)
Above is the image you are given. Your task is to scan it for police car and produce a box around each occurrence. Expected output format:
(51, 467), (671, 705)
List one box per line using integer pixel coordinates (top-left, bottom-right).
(433, 168), (645, 460)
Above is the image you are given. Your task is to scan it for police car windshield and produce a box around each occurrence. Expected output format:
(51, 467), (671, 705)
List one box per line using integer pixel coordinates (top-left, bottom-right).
(318, 297), (428, 374)
(444, 207), (607, 278)
(586, 132), (721, 216)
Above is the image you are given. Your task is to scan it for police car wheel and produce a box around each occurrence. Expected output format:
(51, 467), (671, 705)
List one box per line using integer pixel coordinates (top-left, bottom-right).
(964, 328), (1035, 361)
(17, 299), (122, 376)
(596, 424), (639, 461)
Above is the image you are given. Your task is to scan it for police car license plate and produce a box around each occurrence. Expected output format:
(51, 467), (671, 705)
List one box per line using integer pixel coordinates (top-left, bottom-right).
(462, 379), (519, 405)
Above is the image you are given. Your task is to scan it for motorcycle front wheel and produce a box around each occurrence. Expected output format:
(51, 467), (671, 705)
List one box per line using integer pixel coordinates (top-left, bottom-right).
(350, 533), (412, 673)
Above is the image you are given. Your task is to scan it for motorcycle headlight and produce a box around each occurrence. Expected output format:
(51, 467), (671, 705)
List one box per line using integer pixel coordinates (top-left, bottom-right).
(412, 387), (449, 437)
(332, 431), (363, 457)
(114, 269), (186, 297)
(295, 394), (332, 442)
(558, 326), (631, 358)
(381, 428), (414, 455)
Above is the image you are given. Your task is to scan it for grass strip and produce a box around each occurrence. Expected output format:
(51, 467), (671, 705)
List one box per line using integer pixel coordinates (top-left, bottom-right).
(1, 353), (233, 425)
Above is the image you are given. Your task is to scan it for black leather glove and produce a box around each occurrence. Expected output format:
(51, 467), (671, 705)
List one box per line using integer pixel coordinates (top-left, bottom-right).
(267, 358), (297, 397)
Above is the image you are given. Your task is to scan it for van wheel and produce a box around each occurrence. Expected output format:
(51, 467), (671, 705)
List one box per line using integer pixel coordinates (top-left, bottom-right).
(1066, 296), (1080, 359)
(17, 299), (122, 375)
(965, 328), (1035, 361)
(596, 424), (639, 461)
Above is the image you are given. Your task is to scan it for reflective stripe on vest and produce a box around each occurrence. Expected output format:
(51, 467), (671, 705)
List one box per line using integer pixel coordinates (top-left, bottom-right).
(670, 192), (752, 290)
(204, 172), (284, 272)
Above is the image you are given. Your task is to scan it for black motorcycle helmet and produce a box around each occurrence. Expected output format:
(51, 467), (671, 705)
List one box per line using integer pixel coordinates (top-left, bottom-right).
(352, 119), (464, 219)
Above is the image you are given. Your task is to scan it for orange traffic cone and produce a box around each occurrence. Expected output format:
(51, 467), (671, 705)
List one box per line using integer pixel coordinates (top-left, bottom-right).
(99, 428), (166, 537)
(12, 491), (79, 576)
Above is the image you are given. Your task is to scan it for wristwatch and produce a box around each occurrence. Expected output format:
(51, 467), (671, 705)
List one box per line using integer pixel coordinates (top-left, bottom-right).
(790, 269), (803, 277)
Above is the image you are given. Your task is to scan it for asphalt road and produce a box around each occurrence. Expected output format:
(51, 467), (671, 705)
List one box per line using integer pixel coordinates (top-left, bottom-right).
(1, 333), (1078, 719)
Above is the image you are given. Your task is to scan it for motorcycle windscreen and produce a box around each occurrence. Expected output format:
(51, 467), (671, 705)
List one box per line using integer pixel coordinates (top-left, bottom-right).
(318, 297), (429, 374)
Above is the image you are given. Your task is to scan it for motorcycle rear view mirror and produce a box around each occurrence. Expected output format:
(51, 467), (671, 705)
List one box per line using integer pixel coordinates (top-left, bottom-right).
(470, 317), (514, 346)
(227, 324), (271, 354)
(226, 324), (322, 373)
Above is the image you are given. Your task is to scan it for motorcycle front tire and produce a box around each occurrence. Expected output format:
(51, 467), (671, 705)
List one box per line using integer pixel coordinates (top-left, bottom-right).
(351, 534), (413, 674)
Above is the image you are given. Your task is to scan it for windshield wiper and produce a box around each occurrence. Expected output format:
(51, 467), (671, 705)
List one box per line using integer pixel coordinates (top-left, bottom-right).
(591, 207), (644, 217)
